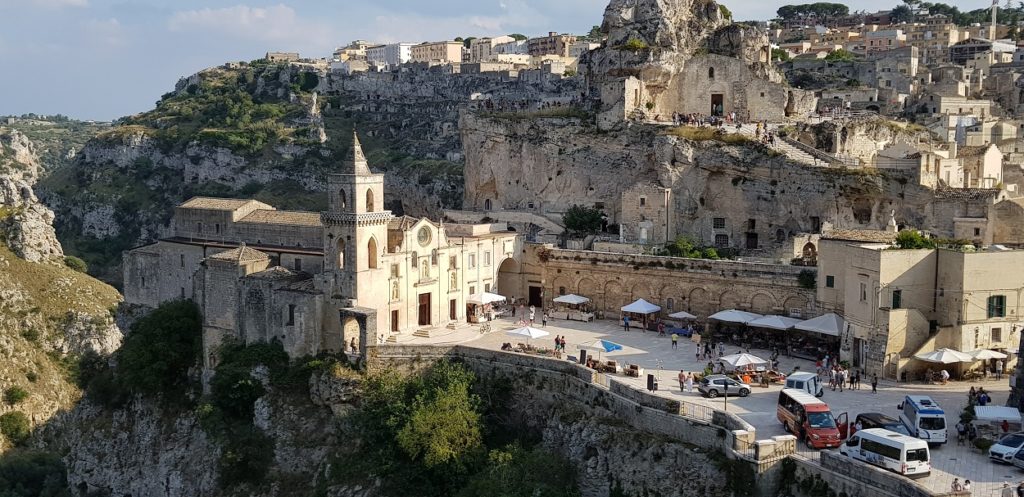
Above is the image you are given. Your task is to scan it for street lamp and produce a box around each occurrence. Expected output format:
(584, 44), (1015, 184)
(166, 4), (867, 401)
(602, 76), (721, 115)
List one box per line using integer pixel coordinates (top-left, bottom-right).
(724, 380), (729, 412)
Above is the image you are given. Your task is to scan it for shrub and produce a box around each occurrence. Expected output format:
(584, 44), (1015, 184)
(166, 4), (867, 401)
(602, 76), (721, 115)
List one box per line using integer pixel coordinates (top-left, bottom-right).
(218, 425), (274, 487)
(0, 412), (31, 445)
(893, 230), (935, 250)
(3, 387), (29, 406)
(973, 438), (995, 451)
(562, 205), (604, 237)
(620, 38), (649, 51)
(798, 269), (817, 289)
(63, 256), (87, 273)
(0, 450), (70, 497)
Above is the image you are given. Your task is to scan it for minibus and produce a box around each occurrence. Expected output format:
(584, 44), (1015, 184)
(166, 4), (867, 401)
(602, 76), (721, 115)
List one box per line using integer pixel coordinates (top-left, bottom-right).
(898, 396), (947, 445)
(777, 388), (847, 449)
(785, 372), (824, 397)
(840, 428), (931, 477)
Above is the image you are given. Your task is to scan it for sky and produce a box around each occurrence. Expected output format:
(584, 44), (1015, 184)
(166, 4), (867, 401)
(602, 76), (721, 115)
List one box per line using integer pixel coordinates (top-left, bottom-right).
(0, 0), (995, 121)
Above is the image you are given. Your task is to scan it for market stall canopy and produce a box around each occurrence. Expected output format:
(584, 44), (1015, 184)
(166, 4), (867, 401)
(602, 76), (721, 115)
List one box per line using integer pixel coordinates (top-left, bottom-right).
(467, 292), (506, 305)
(708, 309), (762, 324)
(719, 353), (769, 368)
(668, 311), (697, 319)
(913, 348), (974, 364)
(748, 315), (802, 330)
(506, 326), (550, 340)
(578, 339), (624, 353)
(794, 313), (846, 337)
(553, 294), (591, 305)
(967, 348), (1009, 360)
(974, 406), (1022, 424)
(621, 299), (661, 314)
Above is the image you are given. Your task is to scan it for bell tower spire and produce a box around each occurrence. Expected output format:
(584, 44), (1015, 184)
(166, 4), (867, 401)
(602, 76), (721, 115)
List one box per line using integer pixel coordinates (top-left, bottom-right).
(347, 129), (372, 175)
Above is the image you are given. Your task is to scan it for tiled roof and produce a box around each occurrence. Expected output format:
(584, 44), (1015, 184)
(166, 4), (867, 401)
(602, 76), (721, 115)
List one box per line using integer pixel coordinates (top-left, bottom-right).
(957, 145), (990, 158)
(207, 245), (268, 263)
(247, 266), (307, 281)
(934, 188), (1000, 200)
(238, 209), (322, 227)
(822, 229), (897, 243)
(180, 197), (262, 211)
(388, 215), (420, 231)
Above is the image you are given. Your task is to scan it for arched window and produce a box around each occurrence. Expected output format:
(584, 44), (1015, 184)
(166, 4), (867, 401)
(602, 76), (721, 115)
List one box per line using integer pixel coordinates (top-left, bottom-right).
(366, 188), (375, 212)
(666, 298), (675, 311)
(336, 238), (346, 269)
(708, 67), (715, 79)
(484, 199), (492, 210)
(368, 237), (379, 269)
(339, 189), (347, 209)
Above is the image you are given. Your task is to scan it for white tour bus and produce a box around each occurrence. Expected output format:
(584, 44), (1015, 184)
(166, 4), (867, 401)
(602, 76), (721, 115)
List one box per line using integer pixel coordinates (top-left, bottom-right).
(840, 428), (931, 477)
(898, 395), (947, 444)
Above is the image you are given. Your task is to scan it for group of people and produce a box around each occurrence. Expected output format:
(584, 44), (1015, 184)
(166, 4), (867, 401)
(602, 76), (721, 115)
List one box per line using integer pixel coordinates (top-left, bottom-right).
(512, 302), (549, 328)
(950, 478), (971, 493)
(695, 341), (726, 362)
(826, 365), (861, 392)
(552, 335), (568, 352)
(753, 122), (777, 146)
(969, 386), (993, 406)
(669, 112), (736, 127)
(677, 370), (696, 392)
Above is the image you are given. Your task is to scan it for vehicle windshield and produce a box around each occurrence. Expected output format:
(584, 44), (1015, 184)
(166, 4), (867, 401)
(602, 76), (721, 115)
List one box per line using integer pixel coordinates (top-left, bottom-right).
(919, 417), (945, 430)
(883, 423), (911, 436)
(906, 448), (928, 462)
(807, 412), (837, 429)
(1000, 435), (1024, 447)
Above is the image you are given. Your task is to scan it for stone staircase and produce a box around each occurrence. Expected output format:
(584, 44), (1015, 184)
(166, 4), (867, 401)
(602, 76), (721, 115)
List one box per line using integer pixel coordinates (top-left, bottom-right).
(728, 124), (823, 166)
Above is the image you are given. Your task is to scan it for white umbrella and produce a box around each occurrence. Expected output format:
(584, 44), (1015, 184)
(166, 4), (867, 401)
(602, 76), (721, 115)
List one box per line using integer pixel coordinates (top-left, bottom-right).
(967, 349), (1008, 360)
(719, 353), (769, 368)
(467, 292), (506, 305)
(708, 309), (762, 324)
(914, 348), (974, 364)
(668, 311), (697, 319)
(621, 298), (661, 314)
(795, 313), (846, 337)
(577, 339), (624, 360)
(553, 294), (590, 305)
(748, 315), (802, 330)
(506, 326), (550, 344)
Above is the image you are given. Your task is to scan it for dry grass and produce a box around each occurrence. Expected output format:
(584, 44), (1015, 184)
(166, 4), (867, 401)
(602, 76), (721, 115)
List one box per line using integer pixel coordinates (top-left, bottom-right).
(663, 126), (753, 145)
(0, 244), (121, 319)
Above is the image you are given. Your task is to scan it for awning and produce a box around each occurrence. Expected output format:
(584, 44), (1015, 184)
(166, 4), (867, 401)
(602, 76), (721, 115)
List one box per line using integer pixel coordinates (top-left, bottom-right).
(668, 311), (697, 320)
(467, 292), (506, 305)
(553, 294), (590, 305)
(794, 313), (846, 337)
(708, 309), (762, 324)
(975, 406), (1022, 423)
(748, 315), (802, 330)
(621, 298), (661, 314)
(913, 348), (974, 364)
(719, 353), (769, 368)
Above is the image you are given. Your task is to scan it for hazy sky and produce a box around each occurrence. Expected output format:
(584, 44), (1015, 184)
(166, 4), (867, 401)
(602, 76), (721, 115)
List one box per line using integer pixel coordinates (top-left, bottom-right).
(0, 0), (994, 120)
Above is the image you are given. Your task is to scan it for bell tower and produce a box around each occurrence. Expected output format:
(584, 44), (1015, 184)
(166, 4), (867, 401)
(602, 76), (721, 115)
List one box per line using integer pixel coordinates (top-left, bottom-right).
(319, 131), (391, 302)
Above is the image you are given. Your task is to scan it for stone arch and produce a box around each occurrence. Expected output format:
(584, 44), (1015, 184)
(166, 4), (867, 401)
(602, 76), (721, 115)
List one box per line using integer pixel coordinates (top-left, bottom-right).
(719, 290), (744, 310)
(496, 258), (520, 298)
(783, 295), (809, 315)
(659, 284), (683, 310)
(366, 188), (375, 212)
(630, 281), (651, 301)
(339, 189), (347, 210)
(688, 288), (709, 316)
(604, 280), (625, 312)
(367, 236), (379, 269)
(552, 274), (573, 298)
(749, 293), (777, 314)
(343, 316), (361, 347)
(336, 237), (345, 269)
(577, 277), (599, 298)
(802, 242), (817, 265)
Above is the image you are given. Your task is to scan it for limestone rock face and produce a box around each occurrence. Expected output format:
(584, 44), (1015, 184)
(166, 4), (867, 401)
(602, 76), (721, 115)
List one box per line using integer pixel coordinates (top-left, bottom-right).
(601, 0), (725, 50)
(0, 128), (65, 263)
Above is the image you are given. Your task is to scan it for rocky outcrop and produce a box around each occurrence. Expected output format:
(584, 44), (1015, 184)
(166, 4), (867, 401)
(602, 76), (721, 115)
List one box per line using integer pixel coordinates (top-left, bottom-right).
(0, 128), (64, 263)
(788, 116), (933, 165)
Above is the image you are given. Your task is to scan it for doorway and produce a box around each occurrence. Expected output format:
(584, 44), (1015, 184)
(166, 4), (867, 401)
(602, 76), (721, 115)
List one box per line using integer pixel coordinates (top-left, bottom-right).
(528, 286), (542, 308)
(391, 310), (399, 332)
(449, 299), (457, 320)
(711, 94), (724, 116)
(418, 293), (431, 326)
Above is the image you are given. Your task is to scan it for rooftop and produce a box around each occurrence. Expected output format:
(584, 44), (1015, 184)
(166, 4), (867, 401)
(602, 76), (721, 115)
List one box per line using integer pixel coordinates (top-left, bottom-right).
(207, 245), (269, 263)
(180, 197), (268, 211)
(822, 229), (898, 243)
(246, 266), (311, 282)
(933, 188), (1001, 200)
(238, 209), (322, 227)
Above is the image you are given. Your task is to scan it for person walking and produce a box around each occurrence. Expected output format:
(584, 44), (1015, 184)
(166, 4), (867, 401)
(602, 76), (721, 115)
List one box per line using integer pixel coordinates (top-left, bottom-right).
(955, 420), (966, 445)
(696, 343), (702, 361)
(685, 371), (694, 393)
(541, 309), (548, 328)
(1002, 482), (1013, 497)
(838, 368), (846, 392)
(717, 341), (725, 358)
(871, 374), (878, 393)
(671, 332), (679, 350)
(678, 370), (686, 391)
(658, 321), (666, 337)
(623, 315), (631, 332)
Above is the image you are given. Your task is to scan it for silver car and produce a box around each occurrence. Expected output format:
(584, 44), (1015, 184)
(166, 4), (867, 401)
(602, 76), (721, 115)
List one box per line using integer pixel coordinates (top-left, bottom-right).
(698, 375), (751, 398)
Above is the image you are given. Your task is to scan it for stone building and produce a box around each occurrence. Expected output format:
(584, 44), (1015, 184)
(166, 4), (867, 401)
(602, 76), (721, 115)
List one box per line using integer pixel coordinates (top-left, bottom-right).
(618, 183), (673, 245)
(123, 133), (521, 367)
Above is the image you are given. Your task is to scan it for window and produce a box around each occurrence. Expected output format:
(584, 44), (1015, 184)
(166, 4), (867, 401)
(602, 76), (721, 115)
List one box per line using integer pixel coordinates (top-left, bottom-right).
(197, 222), (203, 233)
(748, 219), (756, 230)
(294, 258), (302, 271)
(708, 67), (715, 79)
(714, 234), (729, 247)
(180, 287), (185, 298)
(367, 237), (379, 269)
(892, 289), (902, 309)
(215, 223), (220, 234)
(745, 233), (758, 250)
(810, 216), (821, 232)
(558, 286), (566, 295)
(826, 275), (835, 288)
(431, 249), (439, 266)
(485, 283), (491, 292)
(366, 189), (375, 212)
(141, 276), (145, 288)
(411, 252), (418, 268)
(992, 327), (1003, 343)
(484, 251), (491, 266)
(859, 282), (868, 302)
(974, 228), (981, 236)
(391, 264), (399, 278)
(666, 298), (674, 311)
(339, 189), (347, 209)
(988, 295), (1007, 318)
(286, 304), (296, 326)
(639, 197), (646, 206)
(484, 199), (492, 210)
(527, 202), (535, 209)
(713, 217), (726, 229)
(469, 254), (477, 268)
(469, 285), (476, 295)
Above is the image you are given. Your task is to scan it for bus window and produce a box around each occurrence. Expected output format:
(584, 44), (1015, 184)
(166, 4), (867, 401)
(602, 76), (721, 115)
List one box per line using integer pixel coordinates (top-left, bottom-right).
(906, 448), (928, 462)
(919, 418), (944, 430)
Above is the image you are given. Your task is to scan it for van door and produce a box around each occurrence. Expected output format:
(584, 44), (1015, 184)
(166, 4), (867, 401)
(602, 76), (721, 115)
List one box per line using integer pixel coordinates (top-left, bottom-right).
(836, 412), (849, 439)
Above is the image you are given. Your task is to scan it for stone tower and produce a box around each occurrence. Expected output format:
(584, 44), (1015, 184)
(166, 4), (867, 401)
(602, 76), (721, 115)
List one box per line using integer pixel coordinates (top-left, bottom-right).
(319, 131), (391, 304)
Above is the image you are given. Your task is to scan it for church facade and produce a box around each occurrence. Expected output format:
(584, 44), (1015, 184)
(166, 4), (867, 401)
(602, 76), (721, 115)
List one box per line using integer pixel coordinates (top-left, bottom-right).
(123, 133), (522, 369)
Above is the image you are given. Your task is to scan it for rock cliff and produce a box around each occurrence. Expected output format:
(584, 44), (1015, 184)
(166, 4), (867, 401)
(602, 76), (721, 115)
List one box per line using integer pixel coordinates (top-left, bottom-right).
(0, 128), (64, 263)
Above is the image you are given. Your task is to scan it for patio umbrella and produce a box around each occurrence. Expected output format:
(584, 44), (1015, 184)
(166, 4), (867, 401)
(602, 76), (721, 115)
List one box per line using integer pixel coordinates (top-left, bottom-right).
(506, 326), (550, 344)
(668, 311), (697, 320)
(708, 309), (762, 324)
(578, 339), (624, 359)
(748, 315), (802, 330)
(621, 298), (661, 314)
(795, 313), (846, 337)
(967, 349), (1008, 360)
(467, 292), (507, 305)
(913, 348), (974, 364)
(719, 353), (769, 368)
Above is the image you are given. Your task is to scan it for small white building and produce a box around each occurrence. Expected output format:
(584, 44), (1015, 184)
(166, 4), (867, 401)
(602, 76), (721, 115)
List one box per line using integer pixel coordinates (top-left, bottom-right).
(366, 42), (415, 70)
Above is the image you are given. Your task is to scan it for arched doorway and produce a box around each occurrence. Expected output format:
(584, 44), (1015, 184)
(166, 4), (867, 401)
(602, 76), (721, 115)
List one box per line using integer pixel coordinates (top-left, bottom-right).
(366, 189), (375, 212)
(343, 317), (361, 348)
(339, 189), (347, 210)
(496, 258), (521, 300)
(802, 242), (817, 265)
(336, 238), (346, 269)
(367, 237), (379, 269)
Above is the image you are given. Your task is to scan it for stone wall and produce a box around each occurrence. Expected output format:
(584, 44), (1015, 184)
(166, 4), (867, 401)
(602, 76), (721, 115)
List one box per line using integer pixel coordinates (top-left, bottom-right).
(789, 452), (964, 497)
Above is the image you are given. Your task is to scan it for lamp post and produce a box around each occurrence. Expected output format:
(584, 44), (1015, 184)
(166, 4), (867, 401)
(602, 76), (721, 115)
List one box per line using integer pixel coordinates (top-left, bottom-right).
(724, 380), (729, 412)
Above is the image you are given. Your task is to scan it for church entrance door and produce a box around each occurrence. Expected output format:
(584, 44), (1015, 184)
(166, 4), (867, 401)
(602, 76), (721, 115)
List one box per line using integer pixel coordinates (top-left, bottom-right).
(418, 293), (431, 326)
(391, 310), (399, 332)
(528, 286), (542, 308)
(711, 94), (724, 116)
(449, 299), (457, 320)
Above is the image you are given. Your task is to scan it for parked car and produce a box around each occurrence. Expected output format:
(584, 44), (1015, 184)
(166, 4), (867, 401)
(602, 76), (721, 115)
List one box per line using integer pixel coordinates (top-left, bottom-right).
(990, 432), (1024, 463)
(698, 375), (751, 398)
(854, 413), (911, 437)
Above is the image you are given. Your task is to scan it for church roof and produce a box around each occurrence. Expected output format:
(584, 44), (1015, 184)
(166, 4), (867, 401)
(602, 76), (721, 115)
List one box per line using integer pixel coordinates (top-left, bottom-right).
(957, 144), (995, 158)
(247, 266), (308, 281)
(822, 229), (897, 243)
(208, 245), (269, 263)
(238, 209), (322, 227)
(180, 197), (266, 211)
(345, 131), (373, 175)
(388, 215), (421, 231)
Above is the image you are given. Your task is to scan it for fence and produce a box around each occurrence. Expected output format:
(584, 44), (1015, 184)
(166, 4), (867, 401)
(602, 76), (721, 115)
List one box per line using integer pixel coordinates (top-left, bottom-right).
(678, 400), (714, 423)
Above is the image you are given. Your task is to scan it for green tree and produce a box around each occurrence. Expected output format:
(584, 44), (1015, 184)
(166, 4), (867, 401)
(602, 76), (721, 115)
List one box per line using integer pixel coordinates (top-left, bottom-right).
(562, 205), (604, 236)
(585, 25), (602, 40)
(890, 4), (913, 23)
(113, 299), (202, 397)
(457, 444), (580, 497)
(396, 375), (483, 469)
(719, 4), (733, 20)
(894, 230), (936, 249)
(63, 255), (88, 273)
(0, 412), (31, 445)
(0, 450), (70, 497)
(3, 387), (28, 406)
(462, 37), (477, 49)
(824, 49), (856, 62)
(771, 48), (791, 62)
(621, 38), (649, 51)
(798, 269), (817, 289)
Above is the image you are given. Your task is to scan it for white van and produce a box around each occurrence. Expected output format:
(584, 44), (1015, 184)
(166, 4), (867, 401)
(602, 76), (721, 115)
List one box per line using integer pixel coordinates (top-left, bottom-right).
(840, 428), (931, 477)
(785, 372), (824, 397)
(898, 395), (947, 445)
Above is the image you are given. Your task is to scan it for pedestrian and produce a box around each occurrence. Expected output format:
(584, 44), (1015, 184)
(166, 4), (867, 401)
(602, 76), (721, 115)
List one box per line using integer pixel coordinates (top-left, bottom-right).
(718, 341), (725, 358)
(696, 343), (702, 361)
(685, 371), (694, 392)
(554, 335), (560, 351)
(968, 422), (978, 442)
(871, 373), (878, 393)
(839, 369), (846, 392)
(1015, 482), (1024, 497)
(672, 332), (679, 350)
(1004, 419), (1011, 433)
(854, 419), (862, 434)
(853, 370), (860, 390)
(541, 309), (548, 328)
(623, 315), (631, 331)
(1000, 359), (1007, 380)
(349, 337), (357, 354)
(511, 299), (516, 316)
(1002, 482), (1013, 497)
(658, 321), (666, 336)
(528, 305), (536, 326)
(955, 420), (966, 445)
(678, 370), (686, 391)
(962, 480), (971, 492)
(951, 479), (962, 493)
(560, 336), (567, 352)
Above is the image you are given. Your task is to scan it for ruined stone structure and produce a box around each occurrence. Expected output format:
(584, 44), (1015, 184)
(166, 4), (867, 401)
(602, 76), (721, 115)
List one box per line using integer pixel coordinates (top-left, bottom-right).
(123, 134), (521, 368)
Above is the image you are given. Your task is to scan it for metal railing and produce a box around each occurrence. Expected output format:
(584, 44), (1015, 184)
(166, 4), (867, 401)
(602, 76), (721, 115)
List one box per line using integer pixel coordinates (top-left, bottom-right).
(678, 400), (714, 422)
